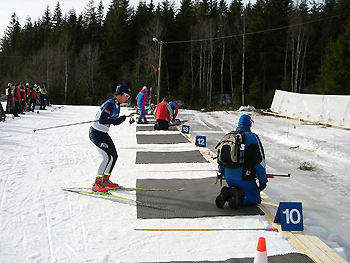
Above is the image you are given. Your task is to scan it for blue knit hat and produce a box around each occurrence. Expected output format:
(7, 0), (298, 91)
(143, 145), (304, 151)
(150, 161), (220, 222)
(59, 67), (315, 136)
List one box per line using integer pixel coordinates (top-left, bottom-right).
(238, 114), (252, 128)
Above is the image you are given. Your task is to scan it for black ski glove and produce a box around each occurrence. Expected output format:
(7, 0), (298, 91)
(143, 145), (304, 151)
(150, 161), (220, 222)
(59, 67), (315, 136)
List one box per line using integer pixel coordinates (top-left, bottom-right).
(217, 172), (224, 180)
(259, 183), (266, 191)
(112, 115), (126, 125)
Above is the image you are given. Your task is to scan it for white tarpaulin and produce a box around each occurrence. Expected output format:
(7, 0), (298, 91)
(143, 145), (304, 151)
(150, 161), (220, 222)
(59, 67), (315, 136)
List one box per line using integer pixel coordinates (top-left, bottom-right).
(270, 90), (350, 127)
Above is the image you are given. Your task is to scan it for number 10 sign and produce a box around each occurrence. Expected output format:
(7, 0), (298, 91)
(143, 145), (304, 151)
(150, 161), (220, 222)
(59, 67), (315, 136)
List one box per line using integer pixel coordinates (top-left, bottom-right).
(274, 202), (303, 231)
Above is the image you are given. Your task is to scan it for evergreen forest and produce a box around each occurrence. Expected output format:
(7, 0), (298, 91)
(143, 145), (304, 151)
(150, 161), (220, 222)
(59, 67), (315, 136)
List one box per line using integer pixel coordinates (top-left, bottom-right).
(1, 0), (350, 109)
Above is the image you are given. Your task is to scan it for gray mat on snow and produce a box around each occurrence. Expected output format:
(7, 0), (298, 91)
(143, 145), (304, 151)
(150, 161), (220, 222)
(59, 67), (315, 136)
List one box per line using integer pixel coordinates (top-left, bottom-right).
(136, 151), (208, 164)
(144, 253), (315, 263)
(136, 125), (178, 132)
(136, 177), (264, 219)
(136, 134), (189, 144)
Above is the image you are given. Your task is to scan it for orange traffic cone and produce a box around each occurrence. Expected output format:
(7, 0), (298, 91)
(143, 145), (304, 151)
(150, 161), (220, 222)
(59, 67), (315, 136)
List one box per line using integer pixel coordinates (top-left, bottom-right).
(253, 237), (268, 263)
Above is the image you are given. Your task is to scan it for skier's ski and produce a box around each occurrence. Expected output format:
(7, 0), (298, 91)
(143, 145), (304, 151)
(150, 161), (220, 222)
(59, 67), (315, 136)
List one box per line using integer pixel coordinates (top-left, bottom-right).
(63, 186), (184, 192)
(62, 188), (168, 210)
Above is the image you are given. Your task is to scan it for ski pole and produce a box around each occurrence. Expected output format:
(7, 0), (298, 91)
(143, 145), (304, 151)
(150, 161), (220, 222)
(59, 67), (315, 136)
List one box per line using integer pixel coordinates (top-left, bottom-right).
(33, 120), (98, 132)
(33, 112), (137, 132)
(267, 173), (291, 178)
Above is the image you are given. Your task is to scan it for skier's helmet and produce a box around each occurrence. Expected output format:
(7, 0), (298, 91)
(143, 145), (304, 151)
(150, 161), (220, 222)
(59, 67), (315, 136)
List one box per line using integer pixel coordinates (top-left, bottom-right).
(116, 84), (130, 95)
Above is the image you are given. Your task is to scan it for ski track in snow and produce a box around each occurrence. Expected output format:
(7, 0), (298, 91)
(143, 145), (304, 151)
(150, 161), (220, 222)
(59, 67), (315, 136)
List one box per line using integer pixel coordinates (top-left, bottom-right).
(0, 104), (348, 262)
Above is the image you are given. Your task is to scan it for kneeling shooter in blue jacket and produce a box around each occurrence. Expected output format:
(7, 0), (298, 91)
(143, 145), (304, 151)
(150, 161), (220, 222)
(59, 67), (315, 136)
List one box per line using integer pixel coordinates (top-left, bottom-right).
(215, 114), (267, 209)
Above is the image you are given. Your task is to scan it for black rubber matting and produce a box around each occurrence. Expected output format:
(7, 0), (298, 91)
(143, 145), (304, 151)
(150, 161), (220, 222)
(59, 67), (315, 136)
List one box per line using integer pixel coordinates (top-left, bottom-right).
(136, 177), (264, 219)
(144, 253), (315, 263)
(136, 125), (178, 132)
(136, 151), (208, 164)
(137, 120), (156, 124)
(136, 134), (189, 144)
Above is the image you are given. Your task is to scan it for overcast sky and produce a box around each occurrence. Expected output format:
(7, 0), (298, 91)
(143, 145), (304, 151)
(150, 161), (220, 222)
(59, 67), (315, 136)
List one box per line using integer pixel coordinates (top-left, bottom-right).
(0, 0), (256, 40)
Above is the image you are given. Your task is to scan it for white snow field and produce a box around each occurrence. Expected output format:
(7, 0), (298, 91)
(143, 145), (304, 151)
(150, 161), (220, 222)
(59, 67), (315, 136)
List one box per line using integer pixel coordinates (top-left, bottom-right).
(0, 103), (349, 262)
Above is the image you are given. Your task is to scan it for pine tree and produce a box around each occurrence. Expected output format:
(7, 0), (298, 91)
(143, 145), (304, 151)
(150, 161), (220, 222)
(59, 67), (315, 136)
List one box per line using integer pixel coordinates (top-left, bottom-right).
(53, 1), (63, 29)
(103, 0), (133, 85)
(319, 17), (350, 95)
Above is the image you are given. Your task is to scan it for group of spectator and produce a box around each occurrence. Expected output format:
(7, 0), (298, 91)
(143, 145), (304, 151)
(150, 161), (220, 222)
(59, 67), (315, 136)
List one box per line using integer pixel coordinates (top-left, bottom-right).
(2, 82), (49, 119)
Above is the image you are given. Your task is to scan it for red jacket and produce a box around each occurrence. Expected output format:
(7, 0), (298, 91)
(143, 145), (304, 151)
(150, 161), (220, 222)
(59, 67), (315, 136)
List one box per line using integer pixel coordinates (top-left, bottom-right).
(29, 89), (37, 100)
(13, 86), (21, 102)
(155, 102), (173, 121)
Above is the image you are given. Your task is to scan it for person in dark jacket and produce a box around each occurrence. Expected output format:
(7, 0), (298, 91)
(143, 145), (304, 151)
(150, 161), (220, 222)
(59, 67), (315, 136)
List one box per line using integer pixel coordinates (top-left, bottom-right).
(215, 114), (267, 209)
(5, 83), (13, 114)
(89, 84), (131, 192)
(0, 99), (5, 122)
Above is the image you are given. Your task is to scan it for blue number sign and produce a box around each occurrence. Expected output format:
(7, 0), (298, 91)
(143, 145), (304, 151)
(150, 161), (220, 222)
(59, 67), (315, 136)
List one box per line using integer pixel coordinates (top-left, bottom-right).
(195, 135), (207, 147)
(182, 125), (190, 134)
(274, 202), (303, 231)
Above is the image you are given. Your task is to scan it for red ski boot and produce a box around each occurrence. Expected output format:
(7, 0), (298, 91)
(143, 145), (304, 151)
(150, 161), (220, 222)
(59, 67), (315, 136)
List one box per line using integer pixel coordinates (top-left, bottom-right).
(102, 174), (119, 189)
(92, 177), (108, 192)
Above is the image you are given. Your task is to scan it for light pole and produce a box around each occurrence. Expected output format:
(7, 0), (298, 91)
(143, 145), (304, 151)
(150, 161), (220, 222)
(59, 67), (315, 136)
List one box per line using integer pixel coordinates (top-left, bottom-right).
(152, 37), (162, 104)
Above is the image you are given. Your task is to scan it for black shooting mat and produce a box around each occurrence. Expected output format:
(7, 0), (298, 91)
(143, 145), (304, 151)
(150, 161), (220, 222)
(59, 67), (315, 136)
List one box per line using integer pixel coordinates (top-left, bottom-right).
(135, 150), (208, 164)
(136, 177), (264, 219)
(136, 134), (189, 144)
(136, 125), (178, 132)
(144, 253), (314, 263)
(137, 119), (156, 124)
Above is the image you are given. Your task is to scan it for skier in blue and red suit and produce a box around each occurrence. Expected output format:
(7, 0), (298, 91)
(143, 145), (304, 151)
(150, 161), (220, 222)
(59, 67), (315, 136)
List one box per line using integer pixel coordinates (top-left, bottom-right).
(89, 84), (131, 192)
(216, 114), (268, 209)
(136, 86), (150, 124)
(169, 101), (179, 121)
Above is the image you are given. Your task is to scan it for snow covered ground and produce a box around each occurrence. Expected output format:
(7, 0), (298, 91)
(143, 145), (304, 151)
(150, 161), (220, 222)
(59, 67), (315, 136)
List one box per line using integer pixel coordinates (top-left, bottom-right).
(0, 103), (349, 262)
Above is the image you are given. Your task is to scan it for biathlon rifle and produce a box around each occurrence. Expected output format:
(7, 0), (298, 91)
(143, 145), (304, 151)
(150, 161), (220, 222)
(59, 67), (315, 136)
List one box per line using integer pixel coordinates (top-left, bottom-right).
(266, 173), (291, 178)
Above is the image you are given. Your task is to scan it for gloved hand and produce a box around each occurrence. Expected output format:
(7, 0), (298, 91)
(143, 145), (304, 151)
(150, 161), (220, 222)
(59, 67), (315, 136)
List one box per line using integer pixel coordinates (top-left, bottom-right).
(259, 183), (267, 191)
(217, 172), (224, 180)
(112, 115), (126, 125)
(129, 117), (135, 125)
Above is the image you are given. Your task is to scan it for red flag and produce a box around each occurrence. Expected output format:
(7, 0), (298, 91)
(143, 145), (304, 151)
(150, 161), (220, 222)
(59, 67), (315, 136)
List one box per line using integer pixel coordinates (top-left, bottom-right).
(251, 119), (255, 125)
(153, 65), (158, 74)
(293, 123), (296, 129)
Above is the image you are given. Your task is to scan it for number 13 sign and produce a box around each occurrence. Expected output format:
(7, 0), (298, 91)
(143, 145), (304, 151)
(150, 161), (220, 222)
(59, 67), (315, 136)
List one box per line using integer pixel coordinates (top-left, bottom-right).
(274, 202), (303, 231)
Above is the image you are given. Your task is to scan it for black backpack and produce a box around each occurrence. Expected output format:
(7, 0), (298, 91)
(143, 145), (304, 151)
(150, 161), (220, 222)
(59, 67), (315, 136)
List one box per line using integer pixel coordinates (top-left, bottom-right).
(215, 131), (245, 168)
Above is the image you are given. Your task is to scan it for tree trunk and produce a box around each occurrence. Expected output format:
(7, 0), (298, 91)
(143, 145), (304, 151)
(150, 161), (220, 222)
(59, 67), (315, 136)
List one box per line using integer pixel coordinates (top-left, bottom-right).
(241, 21), (246, 106)
(221, 41), (225, 97)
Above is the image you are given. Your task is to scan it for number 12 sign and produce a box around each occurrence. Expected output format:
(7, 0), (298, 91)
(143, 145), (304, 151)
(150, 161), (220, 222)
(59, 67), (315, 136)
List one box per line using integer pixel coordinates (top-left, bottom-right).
(274, 202), (303, 231)
(195, 135), (206, 147)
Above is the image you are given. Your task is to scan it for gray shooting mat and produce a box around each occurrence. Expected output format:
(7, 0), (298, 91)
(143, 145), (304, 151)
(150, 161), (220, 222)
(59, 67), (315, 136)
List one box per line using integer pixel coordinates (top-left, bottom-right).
(136, 134), (189, 144)
(136, 177), (264, 219)
(136, 150), (208, 164)
(144, 253), (314, 263)
(136, 125), (178, 132)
